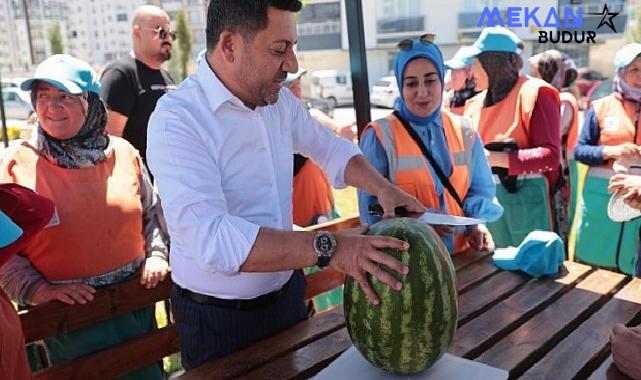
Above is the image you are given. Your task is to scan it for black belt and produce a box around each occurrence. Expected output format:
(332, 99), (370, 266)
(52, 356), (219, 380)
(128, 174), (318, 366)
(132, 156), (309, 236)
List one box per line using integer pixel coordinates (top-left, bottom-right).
(175, 275), (293, 311)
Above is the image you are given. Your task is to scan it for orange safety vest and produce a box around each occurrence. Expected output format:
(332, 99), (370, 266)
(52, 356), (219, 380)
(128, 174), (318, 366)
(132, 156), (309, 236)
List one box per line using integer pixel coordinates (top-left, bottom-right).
(594, 95), (641, 168)
(464, 75), (558, 147)
(363, 110), (475, 254)
(448, 105), (465, 116)
(561, 92), (580, 158)
(292, 159), (335, 227)
(0, 138), (145, 280)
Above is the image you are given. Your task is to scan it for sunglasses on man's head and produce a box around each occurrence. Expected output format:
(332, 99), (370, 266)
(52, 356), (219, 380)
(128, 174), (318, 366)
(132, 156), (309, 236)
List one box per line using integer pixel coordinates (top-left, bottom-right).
(396, 33), (436, 51)
(145, 26), (177, 41)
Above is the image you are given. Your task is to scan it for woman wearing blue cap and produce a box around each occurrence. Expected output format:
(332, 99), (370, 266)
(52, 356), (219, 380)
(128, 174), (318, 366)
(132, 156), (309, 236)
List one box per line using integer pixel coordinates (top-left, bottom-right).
(444, 46), (479, 115)
(573, 43), (641, 275)
(0, 54), (168, 379)
(464, 27), (563, 249)
(358, 34), (503, 255)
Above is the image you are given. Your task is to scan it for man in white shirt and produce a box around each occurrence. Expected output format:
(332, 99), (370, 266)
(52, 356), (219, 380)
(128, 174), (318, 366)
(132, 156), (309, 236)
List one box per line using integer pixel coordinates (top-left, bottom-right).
(147, 0), (426, 370)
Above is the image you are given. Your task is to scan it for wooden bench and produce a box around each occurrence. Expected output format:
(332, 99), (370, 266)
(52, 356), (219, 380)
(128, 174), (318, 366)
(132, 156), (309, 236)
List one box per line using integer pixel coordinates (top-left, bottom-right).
(19, 214), (361, 379)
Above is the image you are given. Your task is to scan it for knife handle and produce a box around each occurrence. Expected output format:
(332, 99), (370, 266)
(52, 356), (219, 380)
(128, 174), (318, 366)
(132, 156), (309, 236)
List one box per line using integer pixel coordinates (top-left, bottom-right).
(367, 204), (408, 217)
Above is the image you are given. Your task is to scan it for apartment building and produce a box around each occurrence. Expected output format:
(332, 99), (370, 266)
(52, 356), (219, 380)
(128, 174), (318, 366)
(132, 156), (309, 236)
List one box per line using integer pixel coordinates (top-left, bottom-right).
(294, 0), (631, 95)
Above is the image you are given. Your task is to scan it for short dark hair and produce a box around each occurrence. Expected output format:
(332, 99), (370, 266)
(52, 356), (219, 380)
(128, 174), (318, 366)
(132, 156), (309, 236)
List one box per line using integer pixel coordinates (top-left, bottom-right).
(206, 0), (302, 50)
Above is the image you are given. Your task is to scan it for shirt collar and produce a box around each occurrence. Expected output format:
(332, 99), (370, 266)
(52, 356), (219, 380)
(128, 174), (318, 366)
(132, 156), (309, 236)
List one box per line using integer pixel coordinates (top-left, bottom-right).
(196, 57), (242, 113)
(410, 112), (444, 130)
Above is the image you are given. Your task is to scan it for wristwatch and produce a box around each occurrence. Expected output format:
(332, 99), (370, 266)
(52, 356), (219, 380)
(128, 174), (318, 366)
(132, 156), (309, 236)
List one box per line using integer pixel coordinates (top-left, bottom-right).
(313, 231), (337, 269)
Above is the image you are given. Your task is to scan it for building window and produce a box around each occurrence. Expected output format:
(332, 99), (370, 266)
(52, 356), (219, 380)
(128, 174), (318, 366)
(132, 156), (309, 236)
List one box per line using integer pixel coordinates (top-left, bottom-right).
(116, 13), (127, 22)
(189, 10), (200, 24)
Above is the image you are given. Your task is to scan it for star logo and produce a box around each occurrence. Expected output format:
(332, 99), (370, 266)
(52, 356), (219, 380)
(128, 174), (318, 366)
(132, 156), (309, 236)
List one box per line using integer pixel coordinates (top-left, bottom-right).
(588, 4), (619, 33)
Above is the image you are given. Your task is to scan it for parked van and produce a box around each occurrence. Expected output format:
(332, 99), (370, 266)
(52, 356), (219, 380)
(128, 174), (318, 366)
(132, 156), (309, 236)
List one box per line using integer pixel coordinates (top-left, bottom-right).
(310, 70), (353, 107)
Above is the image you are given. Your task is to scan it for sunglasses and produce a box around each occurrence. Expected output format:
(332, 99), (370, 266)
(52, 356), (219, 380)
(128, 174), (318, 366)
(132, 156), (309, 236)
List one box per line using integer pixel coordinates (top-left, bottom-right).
(397, 33), (436, 51)
(143, 26), (177, 41)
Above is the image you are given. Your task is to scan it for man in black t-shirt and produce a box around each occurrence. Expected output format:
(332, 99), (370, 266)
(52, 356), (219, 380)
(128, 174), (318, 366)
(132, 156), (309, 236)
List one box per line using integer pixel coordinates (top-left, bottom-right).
(101, 5), (175, 164)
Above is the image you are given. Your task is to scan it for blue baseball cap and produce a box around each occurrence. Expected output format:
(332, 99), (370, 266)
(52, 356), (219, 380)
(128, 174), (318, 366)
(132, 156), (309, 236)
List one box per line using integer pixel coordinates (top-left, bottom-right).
(492, 231), (564, 278)
(21, 54), (101, 95)
(469, 27), (521, 56)
(0, 210), (22, 249)
(614, 43), (641, 71)
(444, 46), (475, 70)
(284, 68), (308, 85)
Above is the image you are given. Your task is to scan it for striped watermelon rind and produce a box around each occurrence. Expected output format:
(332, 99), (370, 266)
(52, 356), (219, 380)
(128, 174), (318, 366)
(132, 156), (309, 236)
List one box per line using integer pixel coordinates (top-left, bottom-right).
(344, 217), (458, 374)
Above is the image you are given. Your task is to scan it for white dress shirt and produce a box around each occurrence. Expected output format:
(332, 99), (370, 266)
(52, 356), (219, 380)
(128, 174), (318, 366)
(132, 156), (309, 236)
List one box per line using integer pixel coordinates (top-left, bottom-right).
(147, 59), (360, 299)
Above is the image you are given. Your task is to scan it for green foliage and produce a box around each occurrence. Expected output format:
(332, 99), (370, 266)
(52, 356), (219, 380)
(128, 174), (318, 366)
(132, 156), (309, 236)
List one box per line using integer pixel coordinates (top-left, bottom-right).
(48, 22), (64, 55)
(175, 10), (193, 81)
(627, 3), (641, 42)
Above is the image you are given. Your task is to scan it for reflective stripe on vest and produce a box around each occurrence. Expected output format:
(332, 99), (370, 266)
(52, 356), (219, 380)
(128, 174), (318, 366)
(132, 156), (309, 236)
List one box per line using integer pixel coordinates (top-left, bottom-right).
(364, 111), (474, 253)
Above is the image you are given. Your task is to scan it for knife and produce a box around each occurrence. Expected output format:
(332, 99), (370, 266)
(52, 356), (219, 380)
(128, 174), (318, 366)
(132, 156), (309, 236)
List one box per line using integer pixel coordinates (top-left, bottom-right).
(367, 204), (485, 226)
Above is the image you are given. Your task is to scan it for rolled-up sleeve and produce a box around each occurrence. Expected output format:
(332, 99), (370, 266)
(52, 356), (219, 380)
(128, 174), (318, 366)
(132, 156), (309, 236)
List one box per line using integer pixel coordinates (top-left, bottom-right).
(147, 112), (260, 274)
(290, 97), (360, 188)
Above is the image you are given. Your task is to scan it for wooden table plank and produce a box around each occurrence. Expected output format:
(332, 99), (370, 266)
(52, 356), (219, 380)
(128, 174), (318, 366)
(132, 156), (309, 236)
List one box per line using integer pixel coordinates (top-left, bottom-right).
(177, 308), (345, 380)
(456, 255), (501, 294)
(237, 329), (351, 380)
(476, 269), (627, 377)
(33, 326), (178, 380)
(20, 276), (172, 343)
(452, 250), (491, 271)
(518, 278), (641, 380)
(448, 261), (592, 359)
(458, 270), (530, 326)
(587, 356), (634, 380)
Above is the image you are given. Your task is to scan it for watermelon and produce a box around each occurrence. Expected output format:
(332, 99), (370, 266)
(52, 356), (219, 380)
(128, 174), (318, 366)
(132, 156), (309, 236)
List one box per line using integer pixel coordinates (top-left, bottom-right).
(343, 217), (458, 374)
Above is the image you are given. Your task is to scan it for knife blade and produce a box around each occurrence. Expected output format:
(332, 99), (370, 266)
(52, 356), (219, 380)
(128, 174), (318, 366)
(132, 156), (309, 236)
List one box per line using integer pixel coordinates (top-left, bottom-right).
(367, 204), (485, 226)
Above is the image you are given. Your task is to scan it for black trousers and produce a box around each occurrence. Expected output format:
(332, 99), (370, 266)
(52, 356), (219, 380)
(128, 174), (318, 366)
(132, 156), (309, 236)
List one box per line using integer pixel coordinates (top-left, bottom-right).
(171, 271), (308, 370)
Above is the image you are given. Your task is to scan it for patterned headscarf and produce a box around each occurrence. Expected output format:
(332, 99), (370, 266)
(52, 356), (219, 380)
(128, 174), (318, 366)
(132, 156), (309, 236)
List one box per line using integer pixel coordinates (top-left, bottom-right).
(32, 91), (110, 169)
(528, 50), (577, 91)
(613, 68), (641, 105)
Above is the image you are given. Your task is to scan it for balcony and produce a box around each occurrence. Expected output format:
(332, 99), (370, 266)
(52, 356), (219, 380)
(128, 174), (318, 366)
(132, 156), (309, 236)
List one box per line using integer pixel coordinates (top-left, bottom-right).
(377, 16), (425, 34)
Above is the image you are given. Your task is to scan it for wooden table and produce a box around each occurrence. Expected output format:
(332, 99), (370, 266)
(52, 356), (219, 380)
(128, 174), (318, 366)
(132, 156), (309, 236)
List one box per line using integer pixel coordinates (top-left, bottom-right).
(178, 250), (641, 380)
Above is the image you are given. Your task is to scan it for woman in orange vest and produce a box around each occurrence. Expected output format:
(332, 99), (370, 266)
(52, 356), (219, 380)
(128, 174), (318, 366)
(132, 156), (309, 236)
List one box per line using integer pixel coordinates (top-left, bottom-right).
(284, 68), (355, 227)
(358, 34), (503, 255)
(0, 184), (54, 380)
(528, 50), (580, 228)
(573, 43), (641, 275)
(0, 55), (167, 380)
(464, 27), (563, 248)
(444, 46), (479, 116)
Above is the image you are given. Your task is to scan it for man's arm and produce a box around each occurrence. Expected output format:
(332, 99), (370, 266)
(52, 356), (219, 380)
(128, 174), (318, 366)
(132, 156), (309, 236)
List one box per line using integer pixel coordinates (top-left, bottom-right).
(100, 64), (134, 136)
(240, 226), (409, 305)
(106, 110), (128, 137)
(344, 154), (425, 218)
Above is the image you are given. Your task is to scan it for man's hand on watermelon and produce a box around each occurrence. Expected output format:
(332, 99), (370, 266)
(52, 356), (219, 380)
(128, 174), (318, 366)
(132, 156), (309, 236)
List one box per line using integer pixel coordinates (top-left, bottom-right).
(331, 225), (410, 306)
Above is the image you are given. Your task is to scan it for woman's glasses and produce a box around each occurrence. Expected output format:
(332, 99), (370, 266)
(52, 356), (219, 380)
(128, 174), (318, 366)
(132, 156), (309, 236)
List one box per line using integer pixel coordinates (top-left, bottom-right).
(397, 33), (436, 51)
(143, 26), (178, 41)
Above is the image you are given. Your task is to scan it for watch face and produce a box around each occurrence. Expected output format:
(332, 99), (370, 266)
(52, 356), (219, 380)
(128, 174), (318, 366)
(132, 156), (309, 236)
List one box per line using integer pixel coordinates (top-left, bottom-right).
(315, 233), (333, 254)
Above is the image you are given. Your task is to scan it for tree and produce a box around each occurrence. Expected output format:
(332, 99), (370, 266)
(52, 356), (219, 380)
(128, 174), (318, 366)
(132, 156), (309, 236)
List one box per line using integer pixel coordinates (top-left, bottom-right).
(175, 10), (192, 81)
(48, 22), (64, 54)
(627, 3), (641, 42)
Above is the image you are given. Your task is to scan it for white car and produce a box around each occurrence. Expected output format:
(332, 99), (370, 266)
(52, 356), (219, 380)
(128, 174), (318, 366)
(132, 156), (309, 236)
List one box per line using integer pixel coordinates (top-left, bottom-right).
(370, 76), (399, 109)
(310, 70), (353, 107)
(2, 87), (33, 120)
